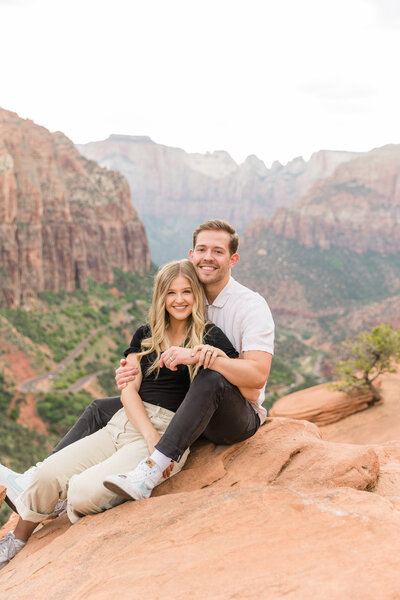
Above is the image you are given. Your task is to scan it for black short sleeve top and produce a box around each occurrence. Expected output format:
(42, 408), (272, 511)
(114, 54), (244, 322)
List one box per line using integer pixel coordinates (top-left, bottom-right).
(123, 323), (238, 412)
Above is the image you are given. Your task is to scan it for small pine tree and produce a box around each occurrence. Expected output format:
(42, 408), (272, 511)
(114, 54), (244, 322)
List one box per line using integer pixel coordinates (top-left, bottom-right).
(334, 324), (400, 403)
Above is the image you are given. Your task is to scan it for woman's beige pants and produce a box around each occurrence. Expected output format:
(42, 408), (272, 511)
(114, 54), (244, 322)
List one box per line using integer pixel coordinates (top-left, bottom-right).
(16, 404), (189, 523)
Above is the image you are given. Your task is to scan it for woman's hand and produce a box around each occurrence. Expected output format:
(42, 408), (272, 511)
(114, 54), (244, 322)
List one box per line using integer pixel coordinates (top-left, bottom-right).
(160, 346), (198, 371)
(192, 345), (228, 369)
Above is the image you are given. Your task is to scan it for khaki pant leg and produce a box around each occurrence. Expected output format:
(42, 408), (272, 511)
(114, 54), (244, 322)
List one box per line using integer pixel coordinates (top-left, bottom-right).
(15, 427), (116, 523)
(67, 404), (190, 522)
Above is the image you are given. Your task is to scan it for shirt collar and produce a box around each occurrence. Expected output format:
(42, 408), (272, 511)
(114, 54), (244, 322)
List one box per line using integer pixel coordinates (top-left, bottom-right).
(205, 276), (236, 308)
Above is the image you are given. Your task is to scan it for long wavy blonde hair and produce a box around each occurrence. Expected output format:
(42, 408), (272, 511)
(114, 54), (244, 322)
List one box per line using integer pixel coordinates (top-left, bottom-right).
(137, 260), (206, 380)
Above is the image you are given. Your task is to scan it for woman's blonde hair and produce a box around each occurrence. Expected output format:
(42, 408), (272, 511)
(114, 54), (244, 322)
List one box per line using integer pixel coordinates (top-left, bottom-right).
(138, 259), (206, 380)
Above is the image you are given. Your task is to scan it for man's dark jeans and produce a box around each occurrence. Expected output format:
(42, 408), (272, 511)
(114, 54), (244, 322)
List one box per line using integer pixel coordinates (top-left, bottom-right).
(48, 370), (260, 461)
(48, 396), (122, 456)
(156, 369), (260, 461)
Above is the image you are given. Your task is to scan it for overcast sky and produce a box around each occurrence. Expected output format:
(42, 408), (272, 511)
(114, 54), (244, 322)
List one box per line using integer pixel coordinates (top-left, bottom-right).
(1, 0), (399, 166)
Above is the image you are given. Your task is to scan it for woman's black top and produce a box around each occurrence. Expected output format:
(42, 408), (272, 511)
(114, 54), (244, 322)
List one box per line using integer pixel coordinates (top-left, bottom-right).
(123, 323), (238, 413)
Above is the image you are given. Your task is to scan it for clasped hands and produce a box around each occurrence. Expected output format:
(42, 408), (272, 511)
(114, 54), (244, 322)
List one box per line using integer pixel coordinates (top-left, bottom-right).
(115, 344), (226, 389)
(160, 344), (226, 371)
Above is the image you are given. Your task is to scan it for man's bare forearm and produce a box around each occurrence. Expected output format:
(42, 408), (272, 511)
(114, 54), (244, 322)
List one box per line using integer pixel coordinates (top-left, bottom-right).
(208, 353), (271, 389)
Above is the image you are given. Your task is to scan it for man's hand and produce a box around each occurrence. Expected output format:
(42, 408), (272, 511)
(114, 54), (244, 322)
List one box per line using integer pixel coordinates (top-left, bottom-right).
(115, 358), (139, 390)
(160, 346), (198, 371)
(192, 345), (227, 369)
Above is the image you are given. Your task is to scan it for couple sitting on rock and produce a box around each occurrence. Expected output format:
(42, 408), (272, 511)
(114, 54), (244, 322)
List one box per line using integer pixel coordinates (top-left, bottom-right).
(0, 219), (274, 570)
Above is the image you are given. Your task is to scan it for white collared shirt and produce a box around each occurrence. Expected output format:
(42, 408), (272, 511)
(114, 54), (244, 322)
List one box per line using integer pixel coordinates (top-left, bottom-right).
(205, 276), (275, 424)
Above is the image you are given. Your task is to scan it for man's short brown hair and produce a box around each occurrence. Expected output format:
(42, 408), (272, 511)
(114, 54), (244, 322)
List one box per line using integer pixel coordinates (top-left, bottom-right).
(192, 219), (239, 255)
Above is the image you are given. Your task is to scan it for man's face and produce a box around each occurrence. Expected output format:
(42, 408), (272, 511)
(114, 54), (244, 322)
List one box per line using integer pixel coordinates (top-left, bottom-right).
(189, 230), (239, 287)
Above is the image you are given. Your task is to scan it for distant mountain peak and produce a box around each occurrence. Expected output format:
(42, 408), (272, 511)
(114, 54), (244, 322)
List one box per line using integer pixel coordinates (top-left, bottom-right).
(107, 134), (154, 144)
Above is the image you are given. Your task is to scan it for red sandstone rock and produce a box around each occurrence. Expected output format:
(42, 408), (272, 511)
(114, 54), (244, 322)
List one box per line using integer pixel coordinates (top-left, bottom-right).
(322, 370), (400, 445)
(269, 383), (377, 426)
(1, 415), (399, 599)
(0, 109), (150, 308)
(265, 144), (400, 254)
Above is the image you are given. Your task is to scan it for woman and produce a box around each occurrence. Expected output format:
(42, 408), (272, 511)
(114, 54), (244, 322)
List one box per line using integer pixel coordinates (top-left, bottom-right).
(0, 260), (244, 569)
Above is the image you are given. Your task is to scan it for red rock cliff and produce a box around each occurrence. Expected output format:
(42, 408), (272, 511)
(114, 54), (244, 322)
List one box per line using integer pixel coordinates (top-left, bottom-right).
(0, 109), (150, 307)
(265, 144), (400, 254)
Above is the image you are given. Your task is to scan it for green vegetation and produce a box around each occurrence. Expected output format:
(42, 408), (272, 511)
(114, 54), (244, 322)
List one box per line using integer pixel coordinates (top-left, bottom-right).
(0, 269), (154, 525)
(237, 231), (400, 318)
(0, 414), (56, 526)
(268, 356), (296, 387)
(287, 373), (319, 394)
(0, 371), (14, 412)
(36, 391), (94, 435)
(333, 324), (400, 402)
(97, 370), (119, 397)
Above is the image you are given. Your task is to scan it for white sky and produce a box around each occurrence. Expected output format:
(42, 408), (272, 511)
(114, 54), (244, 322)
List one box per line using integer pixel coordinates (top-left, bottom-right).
(1, 0), (400, 166)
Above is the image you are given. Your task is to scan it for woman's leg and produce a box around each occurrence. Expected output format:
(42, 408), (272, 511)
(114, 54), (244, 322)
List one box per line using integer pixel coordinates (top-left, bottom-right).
(0, 426), (119, 569)
(15, 426), (117, 523)
(67, 404), (189, 520)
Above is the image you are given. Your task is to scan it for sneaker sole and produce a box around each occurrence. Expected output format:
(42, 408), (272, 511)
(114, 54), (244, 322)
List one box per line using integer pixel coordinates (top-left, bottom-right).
(103, 480), (138, 501)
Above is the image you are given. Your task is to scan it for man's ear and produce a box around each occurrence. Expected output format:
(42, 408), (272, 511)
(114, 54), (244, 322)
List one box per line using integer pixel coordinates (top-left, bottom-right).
(230, 253), (239, 267)
(189, 249), (194, 260)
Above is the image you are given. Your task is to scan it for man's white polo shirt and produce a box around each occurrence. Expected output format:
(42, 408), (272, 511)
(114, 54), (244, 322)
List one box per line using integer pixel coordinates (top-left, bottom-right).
(205, 276), (275, 424)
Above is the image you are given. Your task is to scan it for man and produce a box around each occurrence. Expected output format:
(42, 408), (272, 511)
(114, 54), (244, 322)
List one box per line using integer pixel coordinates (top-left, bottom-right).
(103, 219), (274, 499)
(0, 219), (274, 512)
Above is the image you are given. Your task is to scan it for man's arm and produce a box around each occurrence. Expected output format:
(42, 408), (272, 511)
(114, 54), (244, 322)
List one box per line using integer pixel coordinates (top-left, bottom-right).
(160, 344), (271, 397)
(206, 350), (272, 389)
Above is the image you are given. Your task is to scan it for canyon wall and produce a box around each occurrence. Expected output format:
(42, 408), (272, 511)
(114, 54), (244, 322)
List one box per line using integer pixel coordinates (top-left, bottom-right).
(235, 145), (400, 341)
(0, 109), (150, 308)
(264, 144), (400, 254)
(77, 135), (359, 263)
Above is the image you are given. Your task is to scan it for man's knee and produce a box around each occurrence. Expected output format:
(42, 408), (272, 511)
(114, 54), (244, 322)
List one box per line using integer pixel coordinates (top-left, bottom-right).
(84, 396), (120, 428)
(193, 369), (227, 393)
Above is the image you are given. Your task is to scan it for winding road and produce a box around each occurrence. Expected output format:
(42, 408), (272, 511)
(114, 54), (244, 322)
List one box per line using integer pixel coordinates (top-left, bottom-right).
(19, 303), (134, 394)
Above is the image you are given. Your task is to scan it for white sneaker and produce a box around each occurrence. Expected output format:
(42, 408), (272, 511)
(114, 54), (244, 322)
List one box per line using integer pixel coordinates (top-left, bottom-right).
(0, 465), (36, 513)
(103, 458), (163, 501)
(0, 531), (26, 570)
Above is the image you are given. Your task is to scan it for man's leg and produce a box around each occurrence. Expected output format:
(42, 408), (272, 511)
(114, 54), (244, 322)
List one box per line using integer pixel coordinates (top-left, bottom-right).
(48, 396), (123, 456)
(155, 369), (260, 461)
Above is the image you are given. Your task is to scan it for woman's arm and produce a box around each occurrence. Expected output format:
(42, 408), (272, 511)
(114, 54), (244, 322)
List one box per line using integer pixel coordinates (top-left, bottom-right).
(120, 353), (161, 455)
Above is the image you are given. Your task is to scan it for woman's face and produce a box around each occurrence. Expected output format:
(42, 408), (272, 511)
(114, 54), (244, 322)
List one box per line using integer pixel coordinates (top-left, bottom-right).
(165, 275), (195, 323)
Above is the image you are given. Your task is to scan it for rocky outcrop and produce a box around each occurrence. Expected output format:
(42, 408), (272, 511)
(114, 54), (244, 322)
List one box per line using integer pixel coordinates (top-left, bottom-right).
(322, 369), (400, 445)
(263, 144), (400, 254)
(77, 135), (358, 263)
(0, 109), (150, 308)
(1, 409), (400, 598)
(269, 383), (379, 426)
